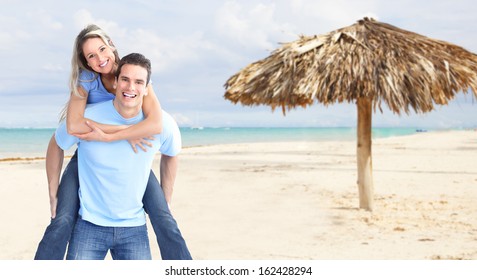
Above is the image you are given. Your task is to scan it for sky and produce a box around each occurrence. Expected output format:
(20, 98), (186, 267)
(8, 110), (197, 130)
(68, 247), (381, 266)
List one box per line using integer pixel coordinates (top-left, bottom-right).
(1, 0), (476, 128)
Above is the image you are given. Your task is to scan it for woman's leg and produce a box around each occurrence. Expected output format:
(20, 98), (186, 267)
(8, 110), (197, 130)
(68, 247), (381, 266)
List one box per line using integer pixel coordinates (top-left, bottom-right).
(143, 170), (192, 260)
(34, 152), (80, 260)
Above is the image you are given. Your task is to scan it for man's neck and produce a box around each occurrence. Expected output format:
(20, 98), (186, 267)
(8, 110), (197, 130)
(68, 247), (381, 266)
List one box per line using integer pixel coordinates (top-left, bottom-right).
(113, 99), (142, 119)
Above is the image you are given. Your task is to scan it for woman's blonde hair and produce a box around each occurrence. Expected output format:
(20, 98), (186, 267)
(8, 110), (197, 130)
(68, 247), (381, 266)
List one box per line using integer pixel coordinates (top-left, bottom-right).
(59, 24), (120, 120)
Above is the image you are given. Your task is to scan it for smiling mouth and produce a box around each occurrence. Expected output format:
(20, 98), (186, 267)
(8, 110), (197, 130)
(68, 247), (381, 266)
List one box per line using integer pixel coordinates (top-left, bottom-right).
(123, 92), (137, 99)
(99, 60), (108, 67)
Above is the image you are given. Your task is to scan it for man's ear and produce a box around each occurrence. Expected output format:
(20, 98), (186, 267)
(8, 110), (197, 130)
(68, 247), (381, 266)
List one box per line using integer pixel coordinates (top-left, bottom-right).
(113, 78), (117, 89)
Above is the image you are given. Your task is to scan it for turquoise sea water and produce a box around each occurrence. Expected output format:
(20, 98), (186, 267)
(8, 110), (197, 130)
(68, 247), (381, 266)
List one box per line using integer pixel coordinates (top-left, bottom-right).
(0, 127), (423, 159)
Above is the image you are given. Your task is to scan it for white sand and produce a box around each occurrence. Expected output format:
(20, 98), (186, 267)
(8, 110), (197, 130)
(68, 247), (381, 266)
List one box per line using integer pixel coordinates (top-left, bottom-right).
(1, 130), (476, 260)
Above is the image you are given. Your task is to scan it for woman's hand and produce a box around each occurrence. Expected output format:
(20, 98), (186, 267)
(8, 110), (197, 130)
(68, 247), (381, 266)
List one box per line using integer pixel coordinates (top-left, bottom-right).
(128, 136), (155, 153)
(74, 120), (155, 152)
(73, 121), (112, 142)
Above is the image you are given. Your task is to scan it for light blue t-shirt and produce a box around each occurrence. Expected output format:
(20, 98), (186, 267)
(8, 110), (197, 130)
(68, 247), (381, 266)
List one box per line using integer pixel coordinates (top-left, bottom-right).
(55, 101), (181, 227)
(79, 70), (115, 104)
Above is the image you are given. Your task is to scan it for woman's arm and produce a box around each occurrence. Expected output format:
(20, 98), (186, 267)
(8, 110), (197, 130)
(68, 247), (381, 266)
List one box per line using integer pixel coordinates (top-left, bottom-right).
(70, 83), (163, 142)
(106, 83), (163, 141)
(66, 86), (129, 137)
(45, 134), (64, 218)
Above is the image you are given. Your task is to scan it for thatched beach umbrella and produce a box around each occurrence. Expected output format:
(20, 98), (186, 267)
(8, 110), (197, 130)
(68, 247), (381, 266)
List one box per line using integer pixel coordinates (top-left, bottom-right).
(224, 17), (477, 211)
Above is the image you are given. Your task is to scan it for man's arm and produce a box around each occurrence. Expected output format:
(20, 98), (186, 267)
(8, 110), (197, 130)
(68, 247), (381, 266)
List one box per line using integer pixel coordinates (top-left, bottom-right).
(45, 134), (64, 218)
(160, 154), (179, 208)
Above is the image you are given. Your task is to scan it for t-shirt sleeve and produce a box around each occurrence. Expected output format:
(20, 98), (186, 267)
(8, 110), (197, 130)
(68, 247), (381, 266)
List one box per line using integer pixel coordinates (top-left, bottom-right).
(55, 120), (79, 151)
(159, 113), (182, 157)
(78, 70), (95, 93)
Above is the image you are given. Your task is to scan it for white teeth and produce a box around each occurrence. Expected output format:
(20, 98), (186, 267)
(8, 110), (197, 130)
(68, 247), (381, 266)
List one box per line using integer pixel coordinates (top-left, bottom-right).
(100, 61), (108, 67)
(123, 93), (136, 98)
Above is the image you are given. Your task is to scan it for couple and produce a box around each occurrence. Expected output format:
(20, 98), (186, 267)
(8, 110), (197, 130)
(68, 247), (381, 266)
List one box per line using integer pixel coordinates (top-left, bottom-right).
(34, 25), (191, 260)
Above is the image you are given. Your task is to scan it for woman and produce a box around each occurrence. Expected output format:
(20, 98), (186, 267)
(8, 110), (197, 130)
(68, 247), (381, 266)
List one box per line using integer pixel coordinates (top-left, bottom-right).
(34, 24), (192, 260)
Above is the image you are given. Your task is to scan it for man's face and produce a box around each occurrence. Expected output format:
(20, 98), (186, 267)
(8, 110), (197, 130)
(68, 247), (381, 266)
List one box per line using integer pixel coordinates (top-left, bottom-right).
(114, 64), (148, 112)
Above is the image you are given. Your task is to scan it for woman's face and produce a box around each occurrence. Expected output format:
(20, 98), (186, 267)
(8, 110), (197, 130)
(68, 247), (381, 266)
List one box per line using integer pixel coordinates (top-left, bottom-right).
(82, 37), (116, 75)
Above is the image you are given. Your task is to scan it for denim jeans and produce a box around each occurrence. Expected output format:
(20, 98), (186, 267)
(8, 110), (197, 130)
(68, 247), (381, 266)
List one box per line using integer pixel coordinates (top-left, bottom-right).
(144, 171), (192, 260)
(66, 217), (151, 260)
(34, 152), (80, 260)
(34, 151), (192, 260)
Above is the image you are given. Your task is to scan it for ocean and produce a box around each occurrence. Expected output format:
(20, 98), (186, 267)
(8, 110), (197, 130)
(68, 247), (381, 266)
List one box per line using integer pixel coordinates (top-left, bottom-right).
(0, 127), (423, 159)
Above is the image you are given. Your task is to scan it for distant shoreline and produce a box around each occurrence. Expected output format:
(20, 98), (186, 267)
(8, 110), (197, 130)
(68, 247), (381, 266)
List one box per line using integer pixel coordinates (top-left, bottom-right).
(1, 127), (474, 161)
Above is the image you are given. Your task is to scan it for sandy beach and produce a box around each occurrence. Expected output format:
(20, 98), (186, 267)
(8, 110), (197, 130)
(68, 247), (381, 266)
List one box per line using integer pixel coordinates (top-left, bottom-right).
(0, 130), (476, 260)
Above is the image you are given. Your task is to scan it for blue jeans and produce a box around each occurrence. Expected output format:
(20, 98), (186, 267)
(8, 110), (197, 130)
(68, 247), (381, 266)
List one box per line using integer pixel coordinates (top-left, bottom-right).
(34, 151), (192, 260)
(66, 217), (151, 260)
(143, 171), (192, 260)
(34, 152), (80, 260)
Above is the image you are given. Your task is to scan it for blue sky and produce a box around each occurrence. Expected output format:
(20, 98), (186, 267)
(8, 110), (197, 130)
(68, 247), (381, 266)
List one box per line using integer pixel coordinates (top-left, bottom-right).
(1, 0), (476, 128)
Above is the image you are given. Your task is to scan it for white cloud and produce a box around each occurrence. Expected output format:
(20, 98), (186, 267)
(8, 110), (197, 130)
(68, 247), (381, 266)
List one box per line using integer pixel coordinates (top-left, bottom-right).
(73, 9), (127, 38)
(71, 9), (223, 74)
(0, 16), (31, 51)
(121, 29), (206, 72)
(27, 9), (63, 30)
(288, 0), (381, 31)
(0, 31), (15, 51)
(0, 0), (477, 128)
(73, 9), (95, 28)
(215, 1), (293, 50)
(171, 113), (194, 127)
(42, 63), (64, 72)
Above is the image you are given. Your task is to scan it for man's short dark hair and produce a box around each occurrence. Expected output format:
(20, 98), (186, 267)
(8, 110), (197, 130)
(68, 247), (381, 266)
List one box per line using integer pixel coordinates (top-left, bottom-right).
(116, 53), (152, 85)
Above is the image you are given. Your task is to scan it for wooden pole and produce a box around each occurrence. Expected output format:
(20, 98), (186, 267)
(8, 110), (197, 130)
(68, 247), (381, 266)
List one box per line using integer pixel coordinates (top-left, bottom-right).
(357, 97), (374, 211)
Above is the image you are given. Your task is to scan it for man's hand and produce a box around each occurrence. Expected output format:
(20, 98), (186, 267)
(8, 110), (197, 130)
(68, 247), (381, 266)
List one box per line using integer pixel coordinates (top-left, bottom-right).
(73, 121), (111, 142)
(128, 136), (155, 153)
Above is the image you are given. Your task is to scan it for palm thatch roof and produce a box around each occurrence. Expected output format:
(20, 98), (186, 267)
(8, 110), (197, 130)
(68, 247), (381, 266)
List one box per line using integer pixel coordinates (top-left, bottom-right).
(224, 17), (477, 115)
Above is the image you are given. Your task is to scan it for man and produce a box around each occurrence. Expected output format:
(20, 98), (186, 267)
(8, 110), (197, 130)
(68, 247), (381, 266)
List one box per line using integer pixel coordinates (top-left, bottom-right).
(55, 53), (181, 260)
